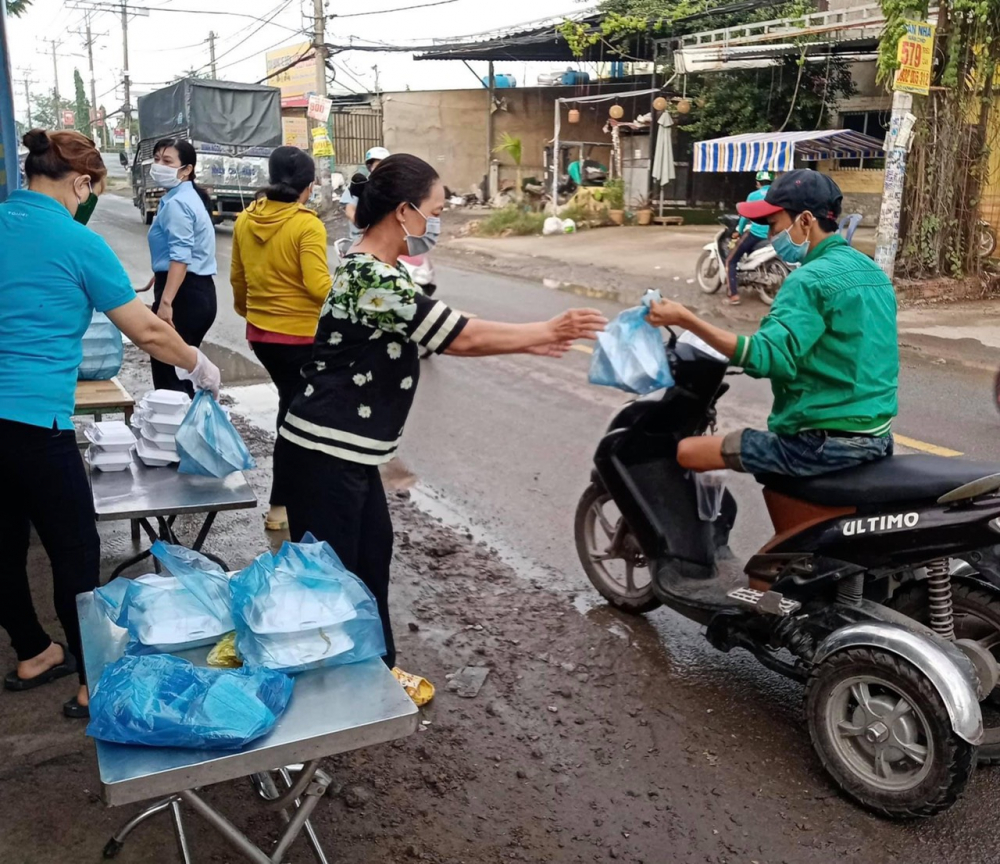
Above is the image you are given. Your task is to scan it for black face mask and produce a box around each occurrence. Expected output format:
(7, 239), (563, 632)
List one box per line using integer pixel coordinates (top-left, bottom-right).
(74, 192), (99, 226)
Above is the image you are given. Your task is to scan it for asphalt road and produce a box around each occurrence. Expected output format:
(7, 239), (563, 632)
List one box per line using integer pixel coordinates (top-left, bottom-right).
(88, 193), (1000, 854)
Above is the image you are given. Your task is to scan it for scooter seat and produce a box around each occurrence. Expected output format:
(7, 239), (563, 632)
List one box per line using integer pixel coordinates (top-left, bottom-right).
(758, 454), (1000, 507)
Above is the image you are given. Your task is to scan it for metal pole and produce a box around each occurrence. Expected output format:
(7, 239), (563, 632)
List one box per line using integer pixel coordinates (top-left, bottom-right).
(24, 78), (32, 127)
(0, 3), (19, 201)
(551, 99), (561, 214)
(207, 30), (217, 79)
(312, 0), (332, 214)
(873, 90), (913, 279)
(51, 40), (62, 128)
(84, 15), (101, 145)
(486, 60), (495, 200)
(121, 1), (132, 159)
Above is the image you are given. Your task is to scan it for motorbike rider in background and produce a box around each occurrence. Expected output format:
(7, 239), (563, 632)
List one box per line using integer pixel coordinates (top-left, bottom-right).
(725, 170), (774, 306)
(340, 147), (390, 246)
(646, 170), (899, 479)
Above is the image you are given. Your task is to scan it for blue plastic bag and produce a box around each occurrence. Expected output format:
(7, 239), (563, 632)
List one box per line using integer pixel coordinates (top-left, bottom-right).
(103, 543), (234, 653)
(78, 311), (124, 381)
(589, 292), (673, 395)
(230, 533), (386, 673)
(175, 391), (255, 478)
(86, 654), (293, 750)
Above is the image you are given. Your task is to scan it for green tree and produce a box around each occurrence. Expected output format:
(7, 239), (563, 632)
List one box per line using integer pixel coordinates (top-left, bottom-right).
(876, 0), (1000, 278)
(560, 1), (856, 137)
(678, 56), (855, 140)
(5, 0), (33, 17)
(30, 89), (74, 130)
(173, 67), (209, 83)
(73, 68), (91, 134)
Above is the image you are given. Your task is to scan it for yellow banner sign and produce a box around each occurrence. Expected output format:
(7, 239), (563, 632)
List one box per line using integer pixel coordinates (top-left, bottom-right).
(311, 126), (334, 158)
(265, 42), (316, 100)
(282, 117), (310, 150)
(894, 20), (936, 95)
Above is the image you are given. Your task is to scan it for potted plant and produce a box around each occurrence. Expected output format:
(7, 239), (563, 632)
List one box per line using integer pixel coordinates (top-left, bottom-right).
(634, 194), (654, 226)
(603, 179), (625, 226)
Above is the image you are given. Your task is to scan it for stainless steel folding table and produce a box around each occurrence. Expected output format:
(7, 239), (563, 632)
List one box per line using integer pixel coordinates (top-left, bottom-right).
(78, 593), (419, 863)
(90, 460), (258, 577)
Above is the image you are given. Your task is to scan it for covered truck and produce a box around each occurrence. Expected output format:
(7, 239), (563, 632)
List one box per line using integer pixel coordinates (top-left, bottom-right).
(132, 78), (282, 225)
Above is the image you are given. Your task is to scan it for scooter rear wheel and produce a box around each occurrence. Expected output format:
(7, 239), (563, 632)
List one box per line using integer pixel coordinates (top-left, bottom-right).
(574, 484), (661, 614)
(696, 251), (723, 294)
(805, 647), (976, 818)
(889, 576), (1000, 763)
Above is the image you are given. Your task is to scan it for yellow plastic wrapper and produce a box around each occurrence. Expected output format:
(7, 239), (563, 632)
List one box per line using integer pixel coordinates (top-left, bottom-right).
(206, 632), (242, 668)
(392, 667), (435, 707)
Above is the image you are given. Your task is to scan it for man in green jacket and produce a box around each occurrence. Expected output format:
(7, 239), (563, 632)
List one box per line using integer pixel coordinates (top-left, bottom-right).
(647, 170), (898, 477)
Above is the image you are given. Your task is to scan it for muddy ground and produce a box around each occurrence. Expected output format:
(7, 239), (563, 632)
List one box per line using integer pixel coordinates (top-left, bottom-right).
(2, 350), (999, 864)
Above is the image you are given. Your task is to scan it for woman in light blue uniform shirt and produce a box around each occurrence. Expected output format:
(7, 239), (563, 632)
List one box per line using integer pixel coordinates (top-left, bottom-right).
(0, 129), (221, 718)
(143, 138), (218, 394)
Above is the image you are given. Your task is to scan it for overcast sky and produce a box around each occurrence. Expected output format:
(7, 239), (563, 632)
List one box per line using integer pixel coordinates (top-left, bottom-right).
(7, 0), (591, 126)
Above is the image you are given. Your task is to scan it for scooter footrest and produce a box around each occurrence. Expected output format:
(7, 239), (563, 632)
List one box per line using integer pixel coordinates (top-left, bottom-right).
(727, 587), (801, 616)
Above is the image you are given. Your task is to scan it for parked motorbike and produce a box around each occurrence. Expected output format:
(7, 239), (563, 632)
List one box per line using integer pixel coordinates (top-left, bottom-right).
(696, 216), (791, 306)
(576, 329), (1000, 817)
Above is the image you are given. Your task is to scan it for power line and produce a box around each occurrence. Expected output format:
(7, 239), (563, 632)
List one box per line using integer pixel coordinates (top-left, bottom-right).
(331, 0), (460, 18)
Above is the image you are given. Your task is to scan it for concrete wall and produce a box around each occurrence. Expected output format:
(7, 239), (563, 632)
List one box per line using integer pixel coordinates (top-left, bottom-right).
(381, 85), (652, 194)
(818, 166), (884, 225)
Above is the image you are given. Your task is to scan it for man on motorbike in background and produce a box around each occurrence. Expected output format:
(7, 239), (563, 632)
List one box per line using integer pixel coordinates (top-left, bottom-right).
(647, 170), (899, 478)
(340, 147), (390, 244)
(725, 169), (774, 306)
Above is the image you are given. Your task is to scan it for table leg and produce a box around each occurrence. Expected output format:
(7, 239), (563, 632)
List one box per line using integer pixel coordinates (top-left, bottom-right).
(109, 519), (160, 580)
(102, 796), (177, 859)
(178, 790), (272, 864)
(131, 519), (141, 542)
(279, 768), (330, 864)
(170, 799), (194, 864)
(124, 407), (134, 425)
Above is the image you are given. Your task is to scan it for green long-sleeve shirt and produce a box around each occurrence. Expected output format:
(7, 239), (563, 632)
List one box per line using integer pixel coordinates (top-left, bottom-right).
(731, 234), (898, 437)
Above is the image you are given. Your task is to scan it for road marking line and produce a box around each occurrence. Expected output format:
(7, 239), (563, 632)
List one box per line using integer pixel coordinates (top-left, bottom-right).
(894, 434), (963, 457)
(570, 344), (594, 354)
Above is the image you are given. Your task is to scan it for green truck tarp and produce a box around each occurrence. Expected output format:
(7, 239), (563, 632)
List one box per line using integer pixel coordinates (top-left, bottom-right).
(137, 79), (282, 148)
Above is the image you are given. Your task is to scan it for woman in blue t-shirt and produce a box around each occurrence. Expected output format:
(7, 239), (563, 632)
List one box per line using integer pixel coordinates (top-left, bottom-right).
(0, 129), (221, 719)
(141, 138), (218, 395)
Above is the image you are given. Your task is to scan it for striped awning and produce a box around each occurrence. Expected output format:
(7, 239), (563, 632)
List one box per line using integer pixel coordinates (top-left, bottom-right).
(693, 129), (885, 172)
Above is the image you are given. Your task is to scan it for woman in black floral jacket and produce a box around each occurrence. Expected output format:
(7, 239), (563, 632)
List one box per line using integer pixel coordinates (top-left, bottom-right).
(275, 154), (606, 668)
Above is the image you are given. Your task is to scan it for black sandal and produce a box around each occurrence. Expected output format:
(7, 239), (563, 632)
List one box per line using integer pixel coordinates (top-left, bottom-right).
(3, 643), (78, 692)
(63, 696), (90, 719)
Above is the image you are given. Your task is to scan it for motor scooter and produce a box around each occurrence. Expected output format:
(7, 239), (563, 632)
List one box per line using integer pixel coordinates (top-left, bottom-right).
(576, 330), (1000, 817)
(696, 216), (791, 305)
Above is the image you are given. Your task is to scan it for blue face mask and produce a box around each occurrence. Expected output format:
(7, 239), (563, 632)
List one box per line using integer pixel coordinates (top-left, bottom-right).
(771, 217), (810, 264)
(403, 203), (441, 256)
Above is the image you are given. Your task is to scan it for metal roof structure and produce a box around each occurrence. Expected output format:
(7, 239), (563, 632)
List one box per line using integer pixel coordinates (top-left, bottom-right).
(694, 129), (886, 172)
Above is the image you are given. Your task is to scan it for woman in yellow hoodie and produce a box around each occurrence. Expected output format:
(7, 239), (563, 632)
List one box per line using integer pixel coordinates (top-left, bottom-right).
(232, 146), (332, 531)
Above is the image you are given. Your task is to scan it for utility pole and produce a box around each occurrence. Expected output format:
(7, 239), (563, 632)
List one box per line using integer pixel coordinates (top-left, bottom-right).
(873, 90), (914, 279)
(67, 3), (149, 158)
(120, 2), (132, 159)
(313, 0), (332, 213)
(46, 39), (63, 128)
(16, 69), (37, 128)
(207, 31), (217, 79)
(72, 14), (107, 147)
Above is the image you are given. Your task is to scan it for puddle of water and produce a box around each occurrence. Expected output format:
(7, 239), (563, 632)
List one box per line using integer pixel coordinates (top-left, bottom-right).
(223, 382), (279, 433)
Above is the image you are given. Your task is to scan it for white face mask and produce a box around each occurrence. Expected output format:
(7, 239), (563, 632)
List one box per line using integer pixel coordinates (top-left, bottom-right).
(150, 162), (183, 190)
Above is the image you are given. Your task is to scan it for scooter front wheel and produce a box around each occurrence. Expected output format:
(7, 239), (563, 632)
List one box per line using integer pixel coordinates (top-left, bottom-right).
(805, 647), (976, 818)
(695, 251), (723, 294)
(574, 484), (661, 614)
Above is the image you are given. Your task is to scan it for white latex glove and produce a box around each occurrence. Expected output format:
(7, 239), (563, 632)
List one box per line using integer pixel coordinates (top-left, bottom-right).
(175, 348), (221, 399)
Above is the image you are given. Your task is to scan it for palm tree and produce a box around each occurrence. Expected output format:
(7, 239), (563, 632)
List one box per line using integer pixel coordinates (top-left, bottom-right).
(6, 0), (33, 17)
(492, 132), (523, 202)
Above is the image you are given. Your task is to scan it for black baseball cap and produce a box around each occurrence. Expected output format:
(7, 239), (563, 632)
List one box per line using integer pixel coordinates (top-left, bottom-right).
(737, 169), (843, 224)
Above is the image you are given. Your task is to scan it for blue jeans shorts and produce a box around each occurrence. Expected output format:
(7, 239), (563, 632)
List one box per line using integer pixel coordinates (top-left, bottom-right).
(721, 428), (894, 477)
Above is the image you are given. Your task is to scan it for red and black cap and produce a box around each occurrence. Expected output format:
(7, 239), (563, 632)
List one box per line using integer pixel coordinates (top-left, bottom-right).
(737, 169), (843, 224)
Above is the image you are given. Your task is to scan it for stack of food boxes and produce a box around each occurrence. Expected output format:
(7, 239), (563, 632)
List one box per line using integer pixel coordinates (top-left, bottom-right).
(84, 421), (136, 472)
(131, 390), (189, 468)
